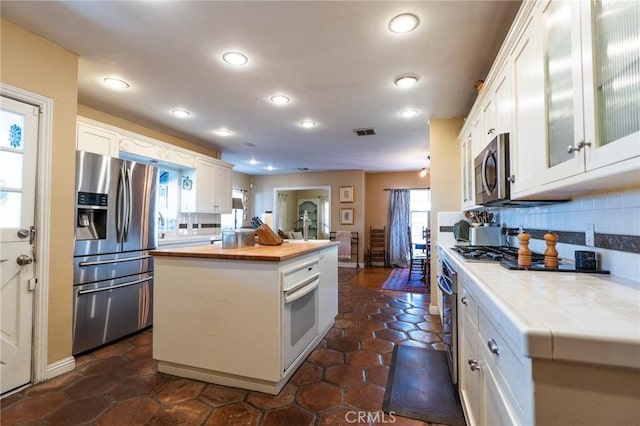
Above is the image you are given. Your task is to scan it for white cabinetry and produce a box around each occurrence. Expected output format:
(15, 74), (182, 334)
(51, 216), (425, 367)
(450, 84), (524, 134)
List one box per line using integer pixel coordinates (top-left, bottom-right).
(540, 0), (640, 188)
(457, 274), (531, 426)
(76, 122), (118, 157)
(180, 159), (232, 214)
(152, 245), (338, 395)
(459, 0), (639, 201)
(511, 12), (546, 197)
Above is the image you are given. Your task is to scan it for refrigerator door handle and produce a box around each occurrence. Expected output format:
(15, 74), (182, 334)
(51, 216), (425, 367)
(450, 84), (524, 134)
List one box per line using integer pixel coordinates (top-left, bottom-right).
(124, 168), (132, 241)
(116, 166), (126, 243)
(77, 277), (153, 295)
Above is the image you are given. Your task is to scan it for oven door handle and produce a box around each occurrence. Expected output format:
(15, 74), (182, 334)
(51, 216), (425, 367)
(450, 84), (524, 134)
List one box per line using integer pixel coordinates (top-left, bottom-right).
(284, 277), (319, 304)
(437, 274), (453, 295)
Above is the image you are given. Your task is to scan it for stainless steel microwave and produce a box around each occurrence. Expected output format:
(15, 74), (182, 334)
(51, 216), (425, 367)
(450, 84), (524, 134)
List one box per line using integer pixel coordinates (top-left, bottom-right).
(474, 133), (509, 206)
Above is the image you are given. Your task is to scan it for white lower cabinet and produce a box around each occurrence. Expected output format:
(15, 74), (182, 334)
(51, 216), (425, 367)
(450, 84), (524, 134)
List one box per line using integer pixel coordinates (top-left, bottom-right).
(458, 276), (531, 426)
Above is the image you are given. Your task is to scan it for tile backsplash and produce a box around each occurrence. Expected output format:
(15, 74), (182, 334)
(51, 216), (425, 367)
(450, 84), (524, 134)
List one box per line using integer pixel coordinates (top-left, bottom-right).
(496, 187), (640, 282)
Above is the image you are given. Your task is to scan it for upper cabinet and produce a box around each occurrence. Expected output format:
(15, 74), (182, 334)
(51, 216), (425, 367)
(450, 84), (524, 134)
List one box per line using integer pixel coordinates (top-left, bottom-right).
(76, 122), (118, 158)
(511, 12), (546, 196)
(180, 159), (233, 214)
(77, 116), (234, 215)
(459, 0), (639, 202)
(541, 0), (640, 187)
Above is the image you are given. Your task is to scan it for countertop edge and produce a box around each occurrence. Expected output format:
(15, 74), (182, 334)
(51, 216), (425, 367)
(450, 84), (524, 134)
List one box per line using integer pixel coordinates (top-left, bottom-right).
(151, 241), (339, 262)
(437, 242), (640, 370)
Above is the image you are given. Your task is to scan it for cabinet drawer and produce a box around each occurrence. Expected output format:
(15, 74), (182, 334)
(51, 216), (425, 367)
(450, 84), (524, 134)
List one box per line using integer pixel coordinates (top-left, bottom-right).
(281, 258), (320, 292)
(479, 310), (532, 424)
(459, 283), (478, 330)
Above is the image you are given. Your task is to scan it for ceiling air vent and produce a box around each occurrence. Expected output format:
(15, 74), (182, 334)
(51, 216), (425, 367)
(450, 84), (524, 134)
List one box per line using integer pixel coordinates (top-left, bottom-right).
(353, 128), (376, 136)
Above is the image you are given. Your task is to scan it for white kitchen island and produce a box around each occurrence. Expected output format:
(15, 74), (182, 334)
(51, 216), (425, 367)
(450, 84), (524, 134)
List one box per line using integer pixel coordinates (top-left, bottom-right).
(150, 240), (338, 395)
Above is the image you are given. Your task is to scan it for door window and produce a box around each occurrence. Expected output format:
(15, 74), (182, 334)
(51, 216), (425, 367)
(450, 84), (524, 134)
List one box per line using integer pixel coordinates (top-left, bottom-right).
(0, 107), (27, 228)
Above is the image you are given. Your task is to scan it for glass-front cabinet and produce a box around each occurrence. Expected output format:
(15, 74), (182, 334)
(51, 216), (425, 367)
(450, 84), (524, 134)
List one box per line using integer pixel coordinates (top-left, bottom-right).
(542, 0), (640, 185)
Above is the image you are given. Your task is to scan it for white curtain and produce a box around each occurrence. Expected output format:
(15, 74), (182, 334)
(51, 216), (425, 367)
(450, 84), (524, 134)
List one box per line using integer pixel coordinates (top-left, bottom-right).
(276, 192), (288, 231)
(317, 195), (329, 239)
(387, 189), (411, 267)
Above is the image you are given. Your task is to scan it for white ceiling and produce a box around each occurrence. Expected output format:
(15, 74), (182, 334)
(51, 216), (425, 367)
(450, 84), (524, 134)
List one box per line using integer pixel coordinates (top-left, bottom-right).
(2, 1), (520, 175)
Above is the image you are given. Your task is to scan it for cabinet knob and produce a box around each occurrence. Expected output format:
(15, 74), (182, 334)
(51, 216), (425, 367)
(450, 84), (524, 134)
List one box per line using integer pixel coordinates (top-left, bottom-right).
(507, 175), (516, 183)
(461, 296), (468, 305)
(468, 358), (481, 371)
(487, 338), (500, 355)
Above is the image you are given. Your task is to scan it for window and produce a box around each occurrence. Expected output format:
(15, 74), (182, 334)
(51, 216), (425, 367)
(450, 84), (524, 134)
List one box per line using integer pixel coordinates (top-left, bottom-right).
(157, 167), (181, 232)
(410, 189), (430, 243)
(221, 188), (245, 230)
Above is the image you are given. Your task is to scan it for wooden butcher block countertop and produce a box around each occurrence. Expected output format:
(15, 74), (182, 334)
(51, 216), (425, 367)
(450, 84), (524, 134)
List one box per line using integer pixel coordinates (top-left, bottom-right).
(150, 240), (338, 262)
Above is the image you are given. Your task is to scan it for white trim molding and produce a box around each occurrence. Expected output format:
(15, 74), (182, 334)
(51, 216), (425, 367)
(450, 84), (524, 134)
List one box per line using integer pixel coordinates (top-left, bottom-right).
(1, 83), (54, 385)
(46, 357), (76, 380)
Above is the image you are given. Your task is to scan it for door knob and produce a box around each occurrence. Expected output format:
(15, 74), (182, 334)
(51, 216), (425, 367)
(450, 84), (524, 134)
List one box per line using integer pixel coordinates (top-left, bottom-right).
(16, 255), (33, 266)
(17, 229), (30, 239)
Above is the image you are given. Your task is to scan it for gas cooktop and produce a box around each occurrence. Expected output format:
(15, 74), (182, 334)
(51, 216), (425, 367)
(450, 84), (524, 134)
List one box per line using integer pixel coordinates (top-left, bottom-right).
(452, 245), (609, 274)
(453, 245), (543, 263)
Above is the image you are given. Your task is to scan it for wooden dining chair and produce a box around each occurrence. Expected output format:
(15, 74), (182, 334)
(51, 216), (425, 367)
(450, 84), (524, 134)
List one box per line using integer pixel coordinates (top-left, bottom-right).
(408, 227), (427, 281)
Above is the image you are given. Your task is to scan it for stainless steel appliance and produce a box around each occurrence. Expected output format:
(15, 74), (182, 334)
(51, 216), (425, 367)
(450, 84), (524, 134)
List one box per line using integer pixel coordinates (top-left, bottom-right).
(474, 133), (509, 206)
(73, 151), (157, 354)
(469, 226), (503, 246)
(474, 133), (564, 207)
(437, 255), (458, 384)
(452, 245), (609, 273)
(281, 258), (320, 371)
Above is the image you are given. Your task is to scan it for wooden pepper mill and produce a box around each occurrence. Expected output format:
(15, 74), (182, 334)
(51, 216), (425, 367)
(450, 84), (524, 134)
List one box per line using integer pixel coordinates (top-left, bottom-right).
(517, 232), (531, 267)
(544, 231), (559, 269)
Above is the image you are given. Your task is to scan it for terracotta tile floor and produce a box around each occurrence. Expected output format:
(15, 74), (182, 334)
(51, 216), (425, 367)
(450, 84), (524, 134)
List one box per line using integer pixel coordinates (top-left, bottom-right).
(1, 268), (444, 425)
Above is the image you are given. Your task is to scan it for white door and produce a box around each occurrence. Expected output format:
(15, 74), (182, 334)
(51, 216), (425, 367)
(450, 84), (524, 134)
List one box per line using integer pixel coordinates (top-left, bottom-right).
(0, 96), (39, 394)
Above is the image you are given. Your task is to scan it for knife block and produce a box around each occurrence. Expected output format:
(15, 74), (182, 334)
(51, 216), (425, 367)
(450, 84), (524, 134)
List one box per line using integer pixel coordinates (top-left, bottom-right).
(255, 224), (283, 246)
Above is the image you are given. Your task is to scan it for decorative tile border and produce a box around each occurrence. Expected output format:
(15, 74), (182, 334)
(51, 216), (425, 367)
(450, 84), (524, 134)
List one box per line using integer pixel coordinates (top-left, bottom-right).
(525, 229), (640, 254)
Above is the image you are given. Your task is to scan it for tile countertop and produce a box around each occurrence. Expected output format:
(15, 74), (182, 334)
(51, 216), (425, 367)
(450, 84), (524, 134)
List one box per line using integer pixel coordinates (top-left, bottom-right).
(438, 242), (640, 370)
(151, 240), (338, 262)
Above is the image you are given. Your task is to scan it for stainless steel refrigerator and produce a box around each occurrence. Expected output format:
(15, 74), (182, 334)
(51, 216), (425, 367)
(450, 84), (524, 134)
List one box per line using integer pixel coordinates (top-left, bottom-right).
(72, 151), (157, 354)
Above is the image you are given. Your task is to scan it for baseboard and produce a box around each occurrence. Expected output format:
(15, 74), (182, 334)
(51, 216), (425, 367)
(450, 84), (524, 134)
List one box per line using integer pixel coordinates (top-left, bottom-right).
(338, 261), (359, 268)
(46, 356), (76, 381)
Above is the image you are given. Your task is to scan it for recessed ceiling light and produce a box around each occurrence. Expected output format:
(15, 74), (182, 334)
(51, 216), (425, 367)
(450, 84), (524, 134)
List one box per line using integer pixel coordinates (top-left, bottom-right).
(299, 120), (317, 129)
(103, 77), (129, 89)
(394, 75), (419, 87)
(222, 51), (249, 66)
(171, 109), (191, 118)
(388, 13), (420, 33)
(248, 159), (259, 165)
(400, 109), (418, 118)
(265, 165), (276, 171)
(270, 95), (290, 105)
(214, 129), (232, 136)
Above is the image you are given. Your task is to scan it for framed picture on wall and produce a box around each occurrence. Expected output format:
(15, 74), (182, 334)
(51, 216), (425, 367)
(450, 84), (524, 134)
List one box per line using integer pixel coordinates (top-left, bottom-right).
(339, 186), (354, 203)
(340, 208), (354, 225)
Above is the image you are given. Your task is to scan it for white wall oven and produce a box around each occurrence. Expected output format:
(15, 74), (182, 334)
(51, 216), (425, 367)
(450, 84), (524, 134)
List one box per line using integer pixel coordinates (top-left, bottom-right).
(281, 258), (320, 371)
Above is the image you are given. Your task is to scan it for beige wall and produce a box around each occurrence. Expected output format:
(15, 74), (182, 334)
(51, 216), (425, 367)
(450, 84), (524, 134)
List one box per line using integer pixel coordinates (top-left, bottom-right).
(1, 19), (79, 363)
(429, 118), (464, 292)
(251, 171), (366, 264)
(364, 171), (431, 256)
(77, 105), (219, 158)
